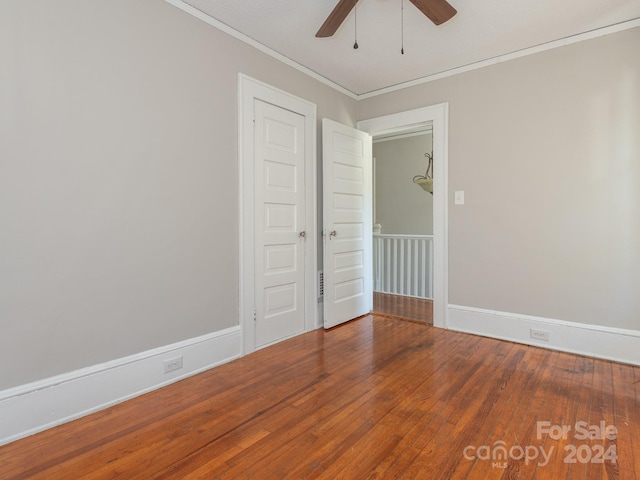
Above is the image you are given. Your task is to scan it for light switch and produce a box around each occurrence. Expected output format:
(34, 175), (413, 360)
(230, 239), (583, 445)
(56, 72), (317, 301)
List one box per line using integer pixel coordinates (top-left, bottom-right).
(454, 190), (465, 205)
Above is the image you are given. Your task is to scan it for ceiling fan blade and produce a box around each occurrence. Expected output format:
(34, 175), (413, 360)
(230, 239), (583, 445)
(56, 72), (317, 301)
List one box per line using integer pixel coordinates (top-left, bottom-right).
(316, 0), (359, 38)
(409, 0), (457, 25)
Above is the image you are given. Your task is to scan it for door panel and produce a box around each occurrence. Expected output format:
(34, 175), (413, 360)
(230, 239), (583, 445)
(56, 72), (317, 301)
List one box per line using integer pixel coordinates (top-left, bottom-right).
(323, 119), (373, 329)
(254, 100), (306, 347)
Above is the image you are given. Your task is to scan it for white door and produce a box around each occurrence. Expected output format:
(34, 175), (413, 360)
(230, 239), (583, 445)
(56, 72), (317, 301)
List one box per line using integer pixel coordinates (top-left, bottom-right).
(322, 118), (373, 329)
(254, 99), (306, 347)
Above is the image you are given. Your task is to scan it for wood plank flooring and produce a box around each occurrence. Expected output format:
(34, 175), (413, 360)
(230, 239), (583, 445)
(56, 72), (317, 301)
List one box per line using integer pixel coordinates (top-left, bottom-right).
(1, 316), (638, 479)
(373, 292), (433, 324)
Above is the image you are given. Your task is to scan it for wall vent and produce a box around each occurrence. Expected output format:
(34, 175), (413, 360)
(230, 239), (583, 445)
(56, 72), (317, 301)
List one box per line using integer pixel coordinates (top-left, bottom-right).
(318, 270), (324, 298)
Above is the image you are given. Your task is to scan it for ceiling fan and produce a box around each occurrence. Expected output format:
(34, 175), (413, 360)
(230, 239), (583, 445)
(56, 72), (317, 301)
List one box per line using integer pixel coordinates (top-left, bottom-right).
(316, 0), (457, 38)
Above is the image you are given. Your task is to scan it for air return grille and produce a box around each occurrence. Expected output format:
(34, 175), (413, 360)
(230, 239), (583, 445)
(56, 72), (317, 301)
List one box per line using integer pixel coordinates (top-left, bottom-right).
(318, 271), (324, 298)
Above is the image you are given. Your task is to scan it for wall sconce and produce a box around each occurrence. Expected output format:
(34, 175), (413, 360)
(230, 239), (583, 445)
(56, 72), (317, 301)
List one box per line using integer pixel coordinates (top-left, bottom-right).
(413, 151), (433, 194)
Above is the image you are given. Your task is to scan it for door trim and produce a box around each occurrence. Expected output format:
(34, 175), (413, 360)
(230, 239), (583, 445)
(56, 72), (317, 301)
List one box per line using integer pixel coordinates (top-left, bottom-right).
(238, 74), (318, 354)
(357, 104), (449, 329)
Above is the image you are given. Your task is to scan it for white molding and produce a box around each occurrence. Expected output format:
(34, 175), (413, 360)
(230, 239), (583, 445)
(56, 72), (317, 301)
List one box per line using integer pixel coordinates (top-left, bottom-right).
(238, 74), (318, 355)
(162, 1), (639, 100)
(358, 104), (449, 329)
(357, 18), (640, 99)
(162, 0), (357, 99)
(373, 128), (432, 144)
(448, 305), (640, 366)
(0, 327), (242, 446)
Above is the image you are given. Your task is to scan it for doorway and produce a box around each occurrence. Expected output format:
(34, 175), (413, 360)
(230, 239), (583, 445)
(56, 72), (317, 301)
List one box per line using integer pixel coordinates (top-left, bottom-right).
(371, 126), (434, 324)
(358, 104), (449, 329)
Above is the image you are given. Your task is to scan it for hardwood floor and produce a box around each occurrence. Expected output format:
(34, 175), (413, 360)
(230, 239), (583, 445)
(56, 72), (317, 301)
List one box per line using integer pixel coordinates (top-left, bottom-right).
(1, 316), (638, 479)
(373, 292), (433, 324)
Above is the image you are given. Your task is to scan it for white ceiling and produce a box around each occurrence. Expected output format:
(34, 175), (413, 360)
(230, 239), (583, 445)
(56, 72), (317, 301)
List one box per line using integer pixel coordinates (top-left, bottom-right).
(180, 0), (640, 96)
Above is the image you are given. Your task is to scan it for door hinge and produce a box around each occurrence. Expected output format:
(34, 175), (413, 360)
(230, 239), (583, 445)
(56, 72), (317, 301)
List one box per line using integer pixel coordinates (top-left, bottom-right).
(253, 309), (257, 322)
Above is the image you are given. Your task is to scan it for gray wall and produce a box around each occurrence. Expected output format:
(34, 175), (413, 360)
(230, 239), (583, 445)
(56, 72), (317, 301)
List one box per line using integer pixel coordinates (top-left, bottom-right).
(374, 134), (434, 235)
(359, 27), (640, 331)
(0, 0), (356, 390)
(2, 0), (638, 393)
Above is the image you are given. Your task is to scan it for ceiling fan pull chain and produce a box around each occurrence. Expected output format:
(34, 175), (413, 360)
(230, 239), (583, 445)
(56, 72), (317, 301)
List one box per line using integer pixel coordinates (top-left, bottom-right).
(353, 3), (359, 49)
(401, 0), (405, 54)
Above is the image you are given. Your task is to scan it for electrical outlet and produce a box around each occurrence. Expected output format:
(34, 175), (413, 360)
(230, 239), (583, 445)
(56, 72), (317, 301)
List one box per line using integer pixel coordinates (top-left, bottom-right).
(530, 328), (550, 342)
(164, 355), (183, 373)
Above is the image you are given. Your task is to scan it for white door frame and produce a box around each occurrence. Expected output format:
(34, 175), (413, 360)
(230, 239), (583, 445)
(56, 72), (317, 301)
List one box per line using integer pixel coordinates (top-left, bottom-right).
(238, 74), (318, 354)
(357, 104), (449, 329)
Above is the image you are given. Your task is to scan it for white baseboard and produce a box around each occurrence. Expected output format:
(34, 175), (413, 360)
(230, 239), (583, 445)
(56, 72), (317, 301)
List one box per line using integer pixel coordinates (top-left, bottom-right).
(0, 326), (242, 446)
(448, 305), (640, 366)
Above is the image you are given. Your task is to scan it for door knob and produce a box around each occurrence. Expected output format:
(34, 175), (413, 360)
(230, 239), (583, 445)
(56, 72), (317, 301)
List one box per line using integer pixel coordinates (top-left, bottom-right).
(329, 230), (337, 239)
(299, 231), (306, 238)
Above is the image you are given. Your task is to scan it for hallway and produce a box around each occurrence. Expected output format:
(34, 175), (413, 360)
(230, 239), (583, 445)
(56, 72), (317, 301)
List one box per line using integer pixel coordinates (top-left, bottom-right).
(373, 292), (433, 324)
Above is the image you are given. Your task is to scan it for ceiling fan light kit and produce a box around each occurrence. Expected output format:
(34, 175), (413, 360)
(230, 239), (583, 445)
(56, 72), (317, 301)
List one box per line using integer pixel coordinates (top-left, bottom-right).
(315, 0), (456, 38)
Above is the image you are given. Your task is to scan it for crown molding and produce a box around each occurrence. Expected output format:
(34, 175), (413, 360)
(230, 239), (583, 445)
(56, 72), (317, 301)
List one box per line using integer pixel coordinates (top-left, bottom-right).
(163, 2), (639, 101)
(358, 18), (640, 99)
(162, 0), (358, 99)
